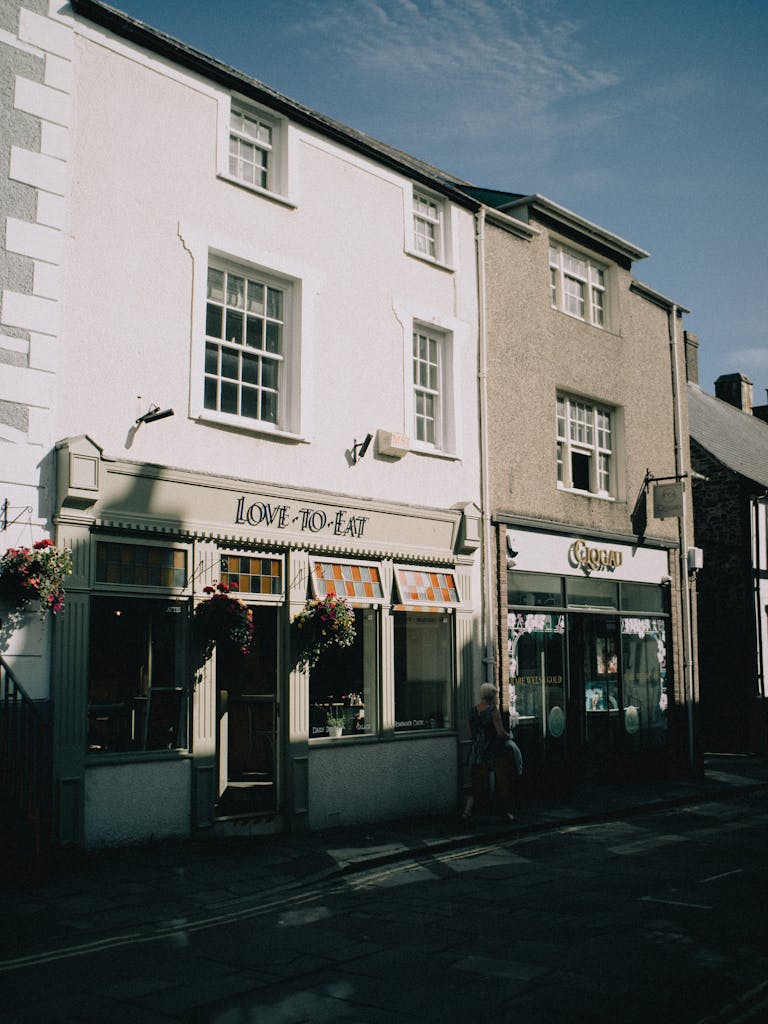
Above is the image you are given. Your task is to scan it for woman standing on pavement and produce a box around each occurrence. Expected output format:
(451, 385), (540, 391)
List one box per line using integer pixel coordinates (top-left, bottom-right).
(462, 682), (516, 823)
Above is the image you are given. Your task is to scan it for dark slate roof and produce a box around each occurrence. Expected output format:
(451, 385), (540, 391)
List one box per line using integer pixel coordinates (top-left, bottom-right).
(688, 382), (768, 488)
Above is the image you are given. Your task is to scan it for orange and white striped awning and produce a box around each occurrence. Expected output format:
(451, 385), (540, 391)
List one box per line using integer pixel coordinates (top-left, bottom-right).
(394, 565), (461, 609)
(309, 558), (385, 604)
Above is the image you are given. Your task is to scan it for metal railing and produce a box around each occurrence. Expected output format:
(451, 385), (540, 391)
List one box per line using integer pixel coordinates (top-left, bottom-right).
(0, 655), (52, 857)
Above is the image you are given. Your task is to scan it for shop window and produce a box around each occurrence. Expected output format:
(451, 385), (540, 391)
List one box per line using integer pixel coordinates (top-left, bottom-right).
(566, 576), (618, 608)
(87, 597), (187, 754)
(507, 613), (566, 738)
(309, 609), (378, 739)
(620, 582), (665, 613)
(621, 616), (669, 749)
(508, 572), (563, 608)
(220, 553), (283, 598)
(394, 612), (453, 732)
(95, 542), (186, 589)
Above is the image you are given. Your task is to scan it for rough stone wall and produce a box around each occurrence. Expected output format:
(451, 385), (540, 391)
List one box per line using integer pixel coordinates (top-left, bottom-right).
(690, 439), (757, 749)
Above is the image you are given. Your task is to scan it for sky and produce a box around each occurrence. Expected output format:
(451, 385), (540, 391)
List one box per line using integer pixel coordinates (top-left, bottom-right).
(111, 0), (767, 400)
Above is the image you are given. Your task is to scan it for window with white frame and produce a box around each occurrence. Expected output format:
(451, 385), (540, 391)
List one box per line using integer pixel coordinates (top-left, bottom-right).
(549, 243), (607, 328)
(413, 326), (447, 448)
(557, 394), (614, 496)
(413, 191), (443, 262)
(204, 261), (288, 427)
(229, 105), (274, 191)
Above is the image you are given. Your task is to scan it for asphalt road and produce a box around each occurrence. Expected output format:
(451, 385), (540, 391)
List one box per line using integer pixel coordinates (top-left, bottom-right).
(3, 790), (768, 1023)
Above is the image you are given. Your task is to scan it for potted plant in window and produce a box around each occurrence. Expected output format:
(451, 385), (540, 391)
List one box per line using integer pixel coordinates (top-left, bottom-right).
(326, 711), (345, 738)
(192, 581), (254, 663)
(293, 592), (356, 671)
(0, 539), (73, 623)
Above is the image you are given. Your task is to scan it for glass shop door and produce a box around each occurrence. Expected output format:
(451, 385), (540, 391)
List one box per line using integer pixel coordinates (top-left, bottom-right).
(216, 605), (279, 817)
(568, 613), (622, 769)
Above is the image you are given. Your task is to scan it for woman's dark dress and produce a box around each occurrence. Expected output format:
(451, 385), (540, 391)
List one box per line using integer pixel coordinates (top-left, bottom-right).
(468, 704), (498, 766)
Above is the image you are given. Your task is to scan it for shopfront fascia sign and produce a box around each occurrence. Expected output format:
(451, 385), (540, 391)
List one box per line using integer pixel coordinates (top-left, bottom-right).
(235, 496), (369, 539)
(506, 526), (668, 584)
(568, 538), (623, 574)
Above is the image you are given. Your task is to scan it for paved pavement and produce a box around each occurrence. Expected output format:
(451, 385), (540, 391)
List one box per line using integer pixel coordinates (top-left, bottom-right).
(3, 753), (768, 967)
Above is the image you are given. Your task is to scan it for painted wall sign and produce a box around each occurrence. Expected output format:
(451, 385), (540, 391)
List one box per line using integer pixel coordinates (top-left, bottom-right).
(568, 538), (623, 573)
(235, 497), (369, 538)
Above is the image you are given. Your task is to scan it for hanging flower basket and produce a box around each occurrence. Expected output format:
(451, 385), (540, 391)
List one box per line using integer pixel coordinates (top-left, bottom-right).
(0, 539), (73, 619)
(193, 582), (254, 660)
(293, 593), (356, 671)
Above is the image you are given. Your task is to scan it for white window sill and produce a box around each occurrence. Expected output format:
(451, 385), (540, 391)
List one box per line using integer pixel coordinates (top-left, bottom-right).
(404, 246), (455, 273)
(410, 441), (461, 461)
(216, 172), (298, 209)
(557, 483), (614, 501)
(550, 305), (616, 334)
(195, 410), (308, 443)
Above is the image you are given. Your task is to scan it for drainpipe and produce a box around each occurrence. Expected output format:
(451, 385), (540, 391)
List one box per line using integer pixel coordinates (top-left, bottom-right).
(668, 305), (696, 770)
(476, 206), (496, 686)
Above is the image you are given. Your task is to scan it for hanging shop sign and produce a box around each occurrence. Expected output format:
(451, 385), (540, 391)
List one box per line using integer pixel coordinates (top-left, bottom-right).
(652, 482), (684, 520)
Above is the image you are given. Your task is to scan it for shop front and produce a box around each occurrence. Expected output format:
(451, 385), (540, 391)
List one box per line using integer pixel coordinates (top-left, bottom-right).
(502, 524), (675, 784)
(51, 437), (480, 847)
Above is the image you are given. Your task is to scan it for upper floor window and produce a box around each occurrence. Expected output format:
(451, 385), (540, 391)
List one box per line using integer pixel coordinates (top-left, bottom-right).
(413, 327), (444, 448)
(229, 107), (273, 190)
(549, 243), (607, 328)
(204, 262), (287, 427)
(557, 394), (614, 497)
(216, 97), (295, 204)
(413, 191), (443, 262)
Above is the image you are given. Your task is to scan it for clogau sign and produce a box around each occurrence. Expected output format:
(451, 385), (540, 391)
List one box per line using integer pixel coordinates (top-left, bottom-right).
(235, 496), (369, 538)
(569, 538), (623, 573)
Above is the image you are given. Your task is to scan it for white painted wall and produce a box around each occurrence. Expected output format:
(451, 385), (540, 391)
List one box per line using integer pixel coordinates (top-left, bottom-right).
(308, 737), (457, 829)
(57, 29), (481, 516)
(84, 759), (192, 847)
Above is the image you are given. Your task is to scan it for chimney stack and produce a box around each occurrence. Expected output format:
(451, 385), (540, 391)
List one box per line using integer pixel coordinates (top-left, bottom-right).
(714, 372), (753, 414)
(684, 331), (699, 384)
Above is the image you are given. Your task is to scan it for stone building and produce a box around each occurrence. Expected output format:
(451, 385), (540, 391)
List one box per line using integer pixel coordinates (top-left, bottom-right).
(687, 359), (768, 753)
(467, 189), (699, 786)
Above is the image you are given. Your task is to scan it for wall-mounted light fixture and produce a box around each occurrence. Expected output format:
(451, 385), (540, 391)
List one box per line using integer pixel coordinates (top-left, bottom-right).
(352, 433), (373, 464)
(135, 403), (174, 425)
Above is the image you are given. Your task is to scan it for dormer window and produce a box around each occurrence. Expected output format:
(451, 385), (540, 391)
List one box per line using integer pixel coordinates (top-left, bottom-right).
(549, 242), (608, 329)
(413, 191), (442, 261)
(229, 107), (273, 190)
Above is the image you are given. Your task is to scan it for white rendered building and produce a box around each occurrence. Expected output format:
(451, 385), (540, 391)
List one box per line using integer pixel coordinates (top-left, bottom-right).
(3, 0), (484, 848)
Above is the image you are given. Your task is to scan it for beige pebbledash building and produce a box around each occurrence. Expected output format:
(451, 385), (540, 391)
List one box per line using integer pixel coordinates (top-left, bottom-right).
(466, 189), (700, 786)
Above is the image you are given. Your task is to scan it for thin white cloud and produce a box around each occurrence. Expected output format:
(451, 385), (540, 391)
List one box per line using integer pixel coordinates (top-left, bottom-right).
(293, 0), (620, 144)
